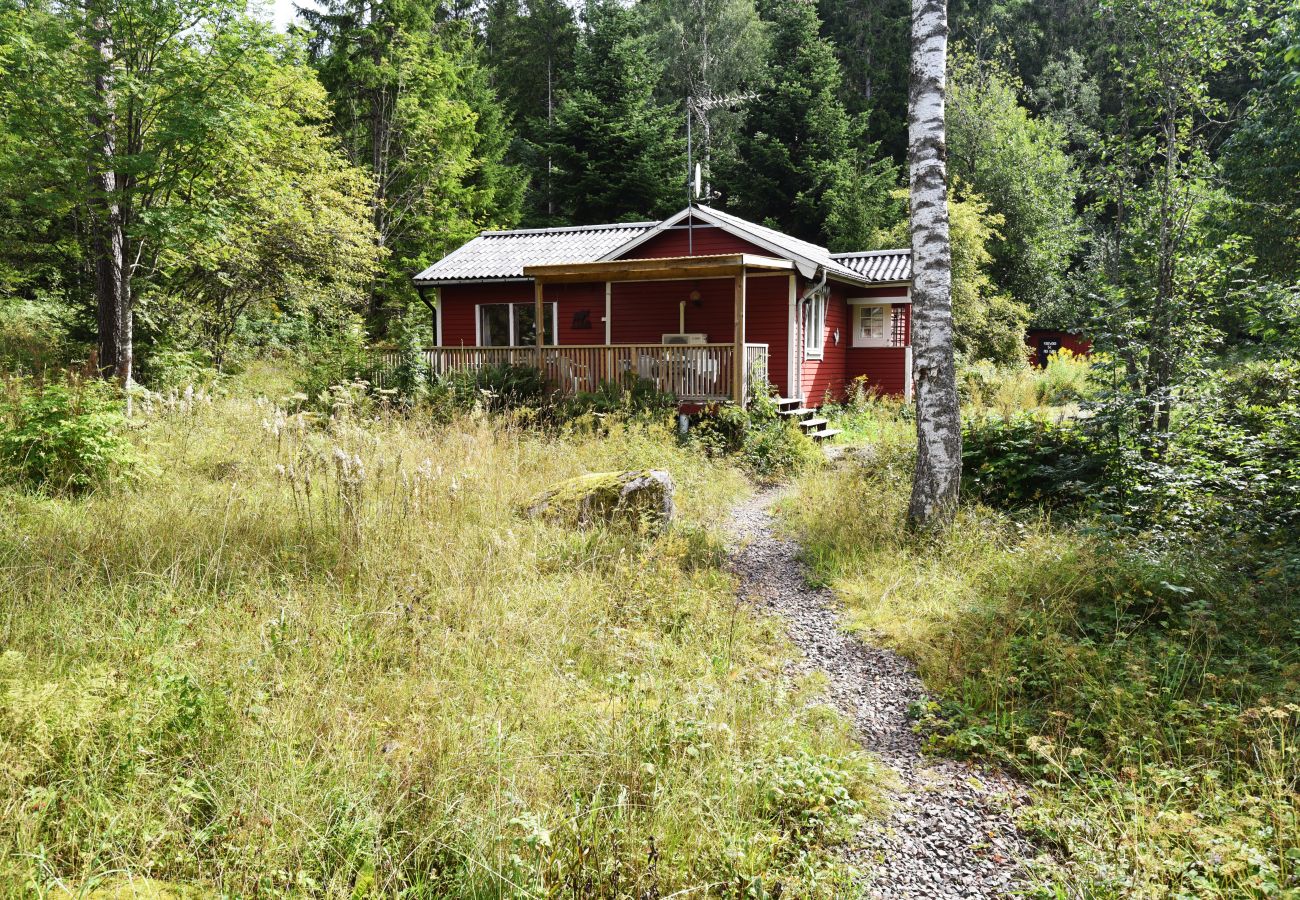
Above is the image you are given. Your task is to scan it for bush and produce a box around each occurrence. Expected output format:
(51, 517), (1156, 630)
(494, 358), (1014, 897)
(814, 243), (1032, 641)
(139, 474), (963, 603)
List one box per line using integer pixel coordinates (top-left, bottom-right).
(0, 377), (136, 493)
(689, 389), (821, 480)
(294, 320), (371, 404)
(1034, 347), (1093, 405)
(0, 293), (76, 374)
(962, 413), (1110, 509)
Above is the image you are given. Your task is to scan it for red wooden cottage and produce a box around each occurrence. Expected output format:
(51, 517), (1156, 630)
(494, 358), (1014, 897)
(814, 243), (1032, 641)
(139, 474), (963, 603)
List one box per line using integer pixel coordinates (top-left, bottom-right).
(411, 204), (912, 412)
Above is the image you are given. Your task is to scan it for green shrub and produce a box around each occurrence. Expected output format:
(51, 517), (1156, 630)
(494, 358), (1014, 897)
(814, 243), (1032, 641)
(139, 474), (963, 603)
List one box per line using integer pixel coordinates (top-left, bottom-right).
(0, 293), (76, 374)
(442, 362), (548, 412)
(294, 320), (371, 404)
(688, 388), (820, 480)
(1034, 347), (1093, 405)
(962, 413), (1109, 509)
(136, 346), (222, 391)
(0, 377), (136, 493)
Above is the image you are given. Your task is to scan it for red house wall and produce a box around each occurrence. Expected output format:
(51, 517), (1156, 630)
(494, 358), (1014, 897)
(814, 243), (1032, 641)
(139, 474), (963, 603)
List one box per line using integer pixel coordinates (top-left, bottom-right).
(800, 282), (850, 405)
(437, 282), (605, 345)
(842, 294), (911, 398)
(744, 275), (791, 398)
(618, 225), (769, 259)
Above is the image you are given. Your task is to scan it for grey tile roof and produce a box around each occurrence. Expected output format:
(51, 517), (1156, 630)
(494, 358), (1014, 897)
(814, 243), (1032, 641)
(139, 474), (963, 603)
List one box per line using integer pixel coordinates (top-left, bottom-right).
(413, 221), (656, 283)
(830, 249), (912, 283)
(412, 206), (913, 286)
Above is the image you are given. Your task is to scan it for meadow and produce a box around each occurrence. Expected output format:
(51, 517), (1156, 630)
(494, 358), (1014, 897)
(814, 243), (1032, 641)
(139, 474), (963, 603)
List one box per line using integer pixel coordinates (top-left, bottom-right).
(0, 367), (879, 898)
(786, 371), (1300, 899)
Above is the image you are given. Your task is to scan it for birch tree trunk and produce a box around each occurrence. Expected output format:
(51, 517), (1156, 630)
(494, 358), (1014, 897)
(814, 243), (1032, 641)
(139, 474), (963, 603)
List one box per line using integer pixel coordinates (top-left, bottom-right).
(87, 1), (131, 384)
(906, 0), (961, 530)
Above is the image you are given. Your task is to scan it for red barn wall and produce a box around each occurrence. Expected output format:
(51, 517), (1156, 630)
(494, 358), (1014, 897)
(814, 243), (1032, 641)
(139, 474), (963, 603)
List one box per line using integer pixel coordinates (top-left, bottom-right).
(1026, 329), (1091, 367)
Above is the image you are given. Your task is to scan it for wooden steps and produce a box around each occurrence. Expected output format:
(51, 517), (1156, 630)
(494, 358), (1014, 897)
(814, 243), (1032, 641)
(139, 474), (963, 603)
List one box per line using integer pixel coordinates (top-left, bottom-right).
(774, 398), (839, 442)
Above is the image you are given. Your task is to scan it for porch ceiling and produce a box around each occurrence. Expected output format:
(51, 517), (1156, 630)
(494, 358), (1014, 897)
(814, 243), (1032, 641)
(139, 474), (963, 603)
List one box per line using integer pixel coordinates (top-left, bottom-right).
(523, 253), (793, 283)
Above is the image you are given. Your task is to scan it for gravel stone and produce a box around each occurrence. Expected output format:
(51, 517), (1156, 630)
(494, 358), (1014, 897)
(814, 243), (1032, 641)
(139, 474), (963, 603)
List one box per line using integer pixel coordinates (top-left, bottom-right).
(726, 488), (1040, 899)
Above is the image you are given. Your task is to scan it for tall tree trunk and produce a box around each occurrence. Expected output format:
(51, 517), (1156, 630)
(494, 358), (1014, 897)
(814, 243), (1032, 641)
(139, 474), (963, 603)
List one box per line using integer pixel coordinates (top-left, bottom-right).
(906, 0), (961, 530)
(87, 1), (130, 384)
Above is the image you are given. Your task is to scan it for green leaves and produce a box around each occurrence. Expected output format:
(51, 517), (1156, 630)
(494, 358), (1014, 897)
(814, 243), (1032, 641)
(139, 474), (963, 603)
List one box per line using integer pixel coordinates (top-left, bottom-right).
(0, 376), (136, 493)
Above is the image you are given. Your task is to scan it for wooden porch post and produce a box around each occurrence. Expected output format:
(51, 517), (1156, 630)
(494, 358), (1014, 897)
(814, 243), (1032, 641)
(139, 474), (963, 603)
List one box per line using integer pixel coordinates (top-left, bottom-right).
(533, 279), (544, 369)
(733, 267), (747, 404)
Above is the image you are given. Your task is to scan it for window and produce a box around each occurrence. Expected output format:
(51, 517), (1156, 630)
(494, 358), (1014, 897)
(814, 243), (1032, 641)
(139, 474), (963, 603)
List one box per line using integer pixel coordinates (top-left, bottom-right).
(803, 292), (825, 358)
(478, 302), (557, 346)
(852, 304), (888, 347)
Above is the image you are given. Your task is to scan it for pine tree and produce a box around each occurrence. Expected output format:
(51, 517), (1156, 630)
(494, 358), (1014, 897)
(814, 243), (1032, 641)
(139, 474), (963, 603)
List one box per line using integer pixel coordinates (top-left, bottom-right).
(718, 0), (895, 248)
(545, 0), (684, 224)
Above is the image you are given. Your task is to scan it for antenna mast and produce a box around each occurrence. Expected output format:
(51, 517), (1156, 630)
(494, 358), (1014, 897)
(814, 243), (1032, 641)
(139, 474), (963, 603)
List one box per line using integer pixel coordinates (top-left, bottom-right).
(685, 92), (759, 255)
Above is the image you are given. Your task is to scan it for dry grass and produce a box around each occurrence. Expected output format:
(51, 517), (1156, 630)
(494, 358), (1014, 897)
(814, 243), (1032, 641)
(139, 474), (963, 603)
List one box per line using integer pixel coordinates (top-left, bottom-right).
(0, 365), (881, 898)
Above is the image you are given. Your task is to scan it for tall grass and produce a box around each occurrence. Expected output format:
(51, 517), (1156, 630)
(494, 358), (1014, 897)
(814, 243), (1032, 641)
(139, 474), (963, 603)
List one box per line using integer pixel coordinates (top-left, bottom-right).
(0, 368), (881, 897)
(784, 441), (1299, 898)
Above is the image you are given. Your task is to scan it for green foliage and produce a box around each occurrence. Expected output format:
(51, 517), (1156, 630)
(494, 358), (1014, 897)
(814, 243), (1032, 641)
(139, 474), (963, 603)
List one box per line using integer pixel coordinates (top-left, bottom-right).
(962, 412), (1107, 509)
(545, 0), (684, 224)
(482, 0), (579, 224)
(688, 389), (821, 479)
(947, 52), (1081, 325)
(304, 4), (523, 316)
(0, 377), (135, 494)
(786, 408), (1300, 898)
(878, 187), (1029, 365)
(718, 0), (899, 249)
(443, 361), (549, 412)
(294, 319), (372, 404)
(749, 751), (874, 849)
(0, 292), (77, 374)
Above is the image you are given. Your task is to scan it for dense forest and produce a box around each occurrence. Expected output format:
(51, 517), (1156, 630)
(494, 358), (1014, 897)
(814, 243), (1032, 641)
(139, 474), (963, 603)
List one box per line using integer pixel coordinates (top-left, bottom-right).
(0, 0), (1295, 382)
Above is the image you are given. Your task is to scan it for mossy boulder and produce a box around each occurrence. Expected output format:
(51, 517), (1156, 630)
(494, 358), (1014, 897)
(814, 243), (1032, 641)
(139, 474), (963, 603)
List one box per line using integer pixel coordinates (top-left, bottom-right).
(526, 470), (674, 533)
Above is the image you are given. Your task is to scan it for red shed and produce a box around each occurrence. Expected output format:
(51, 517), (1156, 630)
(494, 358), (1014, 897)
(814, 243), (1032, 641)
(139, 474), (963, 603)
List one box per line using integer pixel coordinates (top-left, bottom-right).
(407, 205), (912, 426)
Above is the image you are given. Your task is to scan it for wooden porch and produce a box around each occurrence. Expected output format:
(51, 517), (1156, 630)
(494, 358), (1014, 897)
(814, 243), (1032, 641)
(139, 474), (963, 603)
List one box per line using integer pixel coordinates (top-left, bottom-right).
(373, 342), (770, 404)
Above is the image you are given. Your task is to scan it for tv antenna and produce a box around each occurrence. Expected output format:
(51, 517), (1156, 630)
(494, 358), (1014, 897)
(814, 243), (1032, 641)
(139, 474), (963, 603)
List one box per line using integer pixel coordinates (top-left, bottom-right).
(685, 92), (758, 252)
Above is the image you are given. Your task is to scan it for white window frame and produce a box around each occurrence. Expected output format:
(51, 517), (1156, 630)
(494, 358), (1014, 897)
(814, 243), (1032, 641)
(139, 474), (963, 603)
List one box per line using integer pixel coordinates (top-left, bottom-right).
(476, 302), (558, 347)
(850, 303), (891, 348)
(803, 292), (826, 359)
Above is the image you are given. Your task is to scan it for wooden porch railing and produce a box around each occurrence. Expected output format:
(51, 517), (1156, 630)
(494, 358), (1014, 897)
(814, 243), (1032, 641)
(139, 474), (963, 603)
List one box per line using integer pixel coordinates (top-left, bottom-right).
(371, 343), (770, 404)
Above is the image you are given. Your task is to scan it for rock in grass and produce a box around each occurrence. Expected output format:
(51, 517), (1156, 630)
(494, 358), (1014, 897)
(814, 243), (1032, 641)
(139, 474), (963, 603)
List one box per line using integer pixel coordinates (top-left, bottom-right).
(526, 470), (674, 533)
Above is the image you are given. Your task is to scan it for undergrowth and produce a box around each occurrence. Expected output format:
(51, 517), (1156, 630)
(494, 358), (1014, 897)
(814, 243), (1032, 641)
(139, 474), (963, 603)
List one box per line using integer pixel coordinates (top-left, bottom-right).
(784, 424), (1300, 898)
(0, 364), (882, 897)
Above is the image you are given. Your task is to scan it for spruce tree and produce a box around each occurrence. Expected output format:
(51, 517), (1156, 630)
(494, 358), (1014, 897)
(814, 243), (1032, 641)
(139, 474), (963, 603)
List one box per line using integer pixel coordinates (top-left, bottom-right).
(545, 0), (684, 224)
(483, 0), (579, 222)
(302, 1), (523, 318)
(717, 0), (896, 248)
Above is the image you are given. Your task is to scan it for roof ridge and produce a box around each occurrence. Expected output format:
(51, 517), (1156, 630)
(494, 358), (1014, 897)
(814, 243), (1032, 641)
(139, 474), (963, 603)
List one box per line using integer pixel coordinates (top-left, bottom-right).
(830, 249), (911, 258)
(481, 221), (659, 237)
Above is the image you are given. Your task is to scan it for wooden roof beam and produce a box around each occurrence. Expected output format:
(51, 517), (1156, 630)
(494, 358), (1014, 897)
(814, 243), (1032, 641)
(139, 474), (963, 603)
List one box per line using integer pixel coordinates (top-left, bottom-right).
(523, 253), (792, 283)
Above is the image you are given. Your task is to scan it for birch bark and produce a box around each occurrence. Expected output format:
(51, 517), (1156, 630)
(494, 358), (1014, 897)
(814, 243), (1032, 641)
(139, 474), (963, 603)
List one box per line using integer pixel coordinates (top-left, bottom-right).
(906, 0), (961, 529)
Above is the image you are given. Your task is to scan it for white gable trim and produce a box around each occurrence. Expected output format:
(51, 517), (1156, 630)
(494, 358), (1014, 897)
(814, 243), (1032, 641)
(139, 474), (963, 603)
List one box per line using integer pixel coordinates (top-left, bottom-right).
(600, 205), (837, 280)
(598, 207), (694, 261)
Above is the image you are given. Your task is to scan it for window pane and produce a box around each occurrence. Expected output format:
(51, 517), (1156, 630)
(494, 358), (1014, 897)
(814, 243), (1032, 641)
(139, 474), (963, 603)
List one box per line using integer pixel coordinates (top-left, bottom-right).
(480, 304), (510, 346)
(514, 303), (537, 346)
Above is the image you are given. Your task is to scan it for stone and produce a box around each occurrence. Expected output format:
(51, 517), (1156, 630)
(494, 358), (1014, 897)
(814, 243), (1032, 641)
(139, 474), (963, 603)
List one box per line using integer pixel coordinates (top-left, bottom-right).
(526, 470), (674, 533)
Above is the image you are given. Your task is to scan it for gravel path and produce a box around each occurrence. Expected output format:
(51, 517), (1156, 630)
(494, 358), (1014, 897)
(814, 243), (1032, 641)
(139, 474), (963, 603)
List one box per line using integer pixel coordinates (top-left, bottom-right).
(727, 487), (1038, 899)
